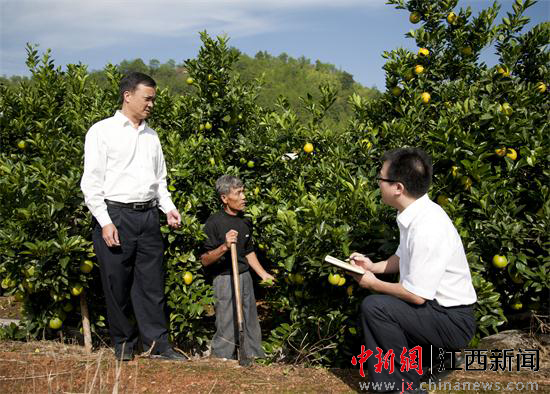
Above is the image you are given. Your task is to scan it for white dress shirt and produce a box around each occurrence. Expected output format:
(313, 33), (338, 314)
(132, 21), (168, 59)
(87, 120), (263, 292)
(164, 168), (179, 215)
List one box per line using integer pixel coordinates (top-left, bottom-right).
(395, 194), (477, 307)
(81, 111), (176, 227)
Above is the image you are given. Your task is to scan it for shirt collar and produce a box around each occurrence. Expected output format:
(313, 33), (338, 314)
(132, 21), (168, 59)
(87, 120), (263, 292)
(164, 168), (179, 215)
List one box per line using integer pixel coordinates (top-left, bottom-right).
(396, 194), (430, 228)
(114, 110), (147, 131)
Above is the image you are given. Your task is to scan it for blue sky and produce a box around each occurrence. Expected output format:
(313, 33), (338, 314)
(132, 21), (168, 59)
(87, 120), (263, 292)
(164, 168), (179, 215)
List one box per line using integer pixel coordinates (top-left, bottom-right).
(1, 0), (548, 89)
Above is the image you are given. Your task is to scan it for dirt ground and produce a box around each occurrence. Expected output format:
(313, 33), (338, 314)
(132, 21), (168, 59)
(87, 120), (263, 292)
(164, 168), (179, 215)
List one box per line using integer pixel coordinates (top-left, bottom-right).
(1, 296), (549, 393)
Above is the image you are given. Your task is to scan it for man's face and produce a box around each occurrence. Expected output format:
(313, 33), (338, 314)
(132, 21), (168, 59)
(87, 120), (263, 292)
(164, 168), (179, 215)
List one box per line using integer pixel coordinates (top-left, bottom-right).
(377, 161), (398, 206)
(222, 187), (246, 212)
(124, 83), (156, 120)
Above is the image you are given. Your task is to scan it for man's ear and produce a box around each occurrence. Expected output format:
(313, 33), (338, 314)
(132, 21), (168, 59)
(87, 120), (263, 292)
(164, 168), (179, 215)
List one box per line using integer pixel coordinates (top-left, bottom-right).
(220, 194), (228, 205)
(394, 181), (406, 196)
(122, 90), (131, 103)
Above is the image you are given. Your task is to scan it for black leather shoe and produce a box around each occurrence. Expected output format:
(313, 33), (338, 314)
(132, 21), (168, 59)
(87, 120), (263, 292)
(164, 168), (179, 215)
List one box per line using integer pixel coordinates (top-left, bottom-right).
(151, 348), (189, 361)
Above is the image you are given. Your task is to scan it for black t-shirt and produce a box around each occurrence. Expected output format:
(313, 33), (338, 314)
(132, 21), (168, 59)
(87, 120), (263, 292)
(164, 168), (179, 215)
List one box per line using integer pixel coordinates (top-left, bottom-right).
(203, 210), (254, 276)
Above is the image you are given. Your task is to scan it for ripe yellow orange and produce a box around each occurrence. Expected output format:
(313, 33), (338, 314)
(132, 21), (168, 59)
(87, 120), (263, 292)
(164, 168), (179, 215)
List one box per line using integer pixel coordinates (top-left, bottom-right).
(418, 48), (429, 56)
(183, 271), (193, 285)
(506, 148), (517, 160)
(492, 255), (508, 269)
(511, 301), (523, 311)
(447, 12), (457, 24)
(71, 283), (83, 297)
(414, 65), (424, 75)
(499, 103), (513, 116)
(391, 86), (402, 97)
(496, 65), (510, 77)
(303, 143), (314, 153)
(451, 165), (459, 177)
(328, 273), (341, 286)
(204, 122), (212, 130)
(49, 317), (63, 330)
(338, 276), (346, 286)
(421, 92), (431, 104)
(409, 12), (421, 24)
(17, 140), (27, 150)
(495, 147), (506, 157)
(80, 260), (93, 273)
(186, 77), (194, 85)
(536, 82), (546, 93)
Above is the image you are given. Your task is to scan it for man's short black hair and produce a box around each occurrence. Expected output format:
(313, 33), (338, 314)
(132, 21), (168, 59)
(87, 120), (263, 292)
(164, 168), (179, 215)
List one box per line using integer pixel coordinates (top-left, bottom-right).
(381, 148), (432, 198)
(119, 72), (156, 102)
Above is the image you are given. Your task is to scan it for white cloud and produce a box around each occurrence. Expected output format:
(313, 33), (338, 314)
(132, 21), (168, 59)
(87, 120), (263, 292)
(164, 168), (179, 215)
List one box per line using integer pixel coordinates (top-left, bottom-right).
(1, 0), (385, 50)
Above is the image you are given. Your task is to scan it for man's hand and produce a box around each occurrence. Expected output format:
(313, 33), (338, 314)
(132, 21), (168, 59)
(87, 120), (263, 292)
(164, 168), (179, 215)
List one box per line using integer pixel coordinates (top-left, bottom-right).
(349, 252), (375, 271)
(260, 273), (275, 282)
(102, 223), (120, 247)
(351, 270), (377, 289)
(167, 209), (181, 228)
(225, 230), (238, 248)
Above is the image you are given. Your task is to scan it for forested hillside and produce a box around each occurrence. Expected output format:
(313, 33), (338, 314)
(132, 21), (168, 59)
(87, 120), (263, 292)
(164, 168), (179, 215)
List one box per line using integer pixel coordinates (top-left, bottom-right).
(1, 49), (380, 128)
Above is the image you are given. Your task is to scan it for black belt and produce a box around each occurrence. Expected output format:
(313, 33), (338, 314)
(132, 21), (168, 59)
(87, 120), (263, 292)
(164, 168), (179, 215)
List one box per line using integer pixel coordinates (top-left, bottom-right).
(105, 199), (158, 211)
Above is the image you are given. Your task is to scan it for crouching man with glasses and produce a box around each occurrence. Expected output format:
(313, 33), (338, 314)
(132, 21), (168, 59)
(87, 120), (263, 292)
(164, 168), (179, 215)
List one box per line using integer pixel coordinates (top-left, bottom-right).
(349, 148), (477, 393)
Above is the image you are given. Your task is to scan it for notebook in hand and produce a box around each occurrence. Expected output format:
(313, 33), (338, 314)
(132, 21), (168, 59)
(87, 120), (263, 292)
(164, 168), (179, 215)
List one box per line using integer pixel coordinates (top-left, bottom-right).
(324, 255), (365, 275)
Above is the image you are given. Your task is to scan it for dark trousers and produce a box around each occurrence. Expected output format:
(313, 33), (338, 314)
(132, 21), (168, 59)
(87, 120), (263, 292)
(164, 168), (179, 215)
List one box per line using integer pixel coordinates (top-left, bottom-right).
(92, 205), (170, 354)
(359, 295), (475, 391)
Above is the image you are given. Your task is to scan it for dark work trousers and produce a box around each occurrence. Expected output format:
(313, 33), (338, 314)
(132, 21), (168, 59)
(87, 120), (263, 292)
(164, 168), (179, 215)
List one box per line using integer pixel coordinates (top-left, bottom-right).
(359, 295), (475, 392)
(92, 205), (170, 355)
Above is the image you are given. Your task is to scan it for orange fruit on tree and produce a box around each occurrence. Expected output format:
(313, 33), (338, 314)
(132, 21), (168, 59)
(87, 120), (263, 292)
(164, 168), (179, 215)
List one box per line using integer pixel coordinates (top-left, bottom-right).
(70, 283), (83, 296)
(328, 273), (341, 286)
(391, 86), (402, 97)
(447, 12), (457, 25)
(303, 143), (314, 153)
(492, 255), (508, 269)
(418, 48), (429, 56)
(495, 147), (506, 157)
(49, 317), (63, 330)
(536, 82), (546, 93)
(414, 65), (425, 75)
(420, 92), (431, 104)
(506, 148), (517, 160)
(409, 12), (421, 24)
(80, 260), (93, 273)
(183, 271), (193, 285)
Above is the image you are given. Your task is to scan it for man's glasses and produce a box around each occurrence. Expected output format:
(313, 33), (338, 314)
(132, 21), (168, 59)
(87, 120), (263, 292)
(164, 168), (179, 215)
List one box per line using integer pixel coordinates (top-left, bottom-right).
(376, 176), (400, 183)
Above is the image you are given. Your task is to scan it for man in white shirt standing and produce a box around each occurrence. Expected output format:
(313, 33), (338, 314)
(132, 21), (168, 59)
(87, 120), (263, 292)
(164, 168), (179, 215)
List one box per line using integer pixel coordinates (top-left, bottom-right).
(81, 72), (186, 361)
(350, 148), (476, 393)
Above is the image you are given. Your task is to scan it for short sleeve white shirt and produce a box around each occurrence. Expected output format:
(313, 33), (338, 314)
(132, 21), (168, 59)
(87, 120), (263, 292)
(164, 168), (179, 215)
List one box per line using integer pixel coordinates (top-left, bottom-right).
(395, 194), (477, 307)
